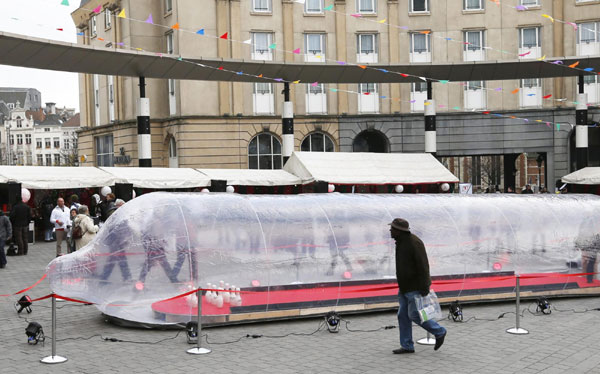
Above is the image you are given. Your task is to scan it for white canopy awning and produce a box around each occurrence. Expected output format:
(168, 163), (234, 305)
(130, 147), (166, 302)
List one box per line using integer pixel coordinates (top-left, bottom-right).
(283, 152), (459, 185)
(561, 167), (600, 185)
(196, 169), (302, 186)
(100, 167), (210, 189)
(0, 166), (117, 189)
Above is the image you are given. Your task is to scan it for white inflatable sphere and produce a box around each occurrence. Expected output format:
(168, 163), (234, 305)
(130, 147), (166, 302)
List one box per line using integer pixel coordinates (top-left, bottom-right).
(441, 183), (450, 192)
(226, 186), (235, 193)
(328, 184), (335, 193)
(132, 190), (136, 199)
(21, 188), (31, 203)
(201, 188), (210, 193)
(101, 186), (112, 197)
(394, 185), (404, 193)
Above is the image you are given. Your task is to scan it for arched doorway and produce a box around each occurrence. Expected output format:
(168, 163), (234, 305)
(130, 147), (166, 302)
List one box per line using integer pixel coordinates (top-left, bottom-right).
(352, 130), (389, 153)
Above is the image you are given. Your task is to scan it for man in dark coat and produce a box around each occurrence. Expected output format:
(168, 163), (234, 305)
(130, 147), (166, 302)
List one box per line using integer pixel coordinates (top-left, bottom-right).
(391, 218), (446, 354)
(10, 199), (32, 255)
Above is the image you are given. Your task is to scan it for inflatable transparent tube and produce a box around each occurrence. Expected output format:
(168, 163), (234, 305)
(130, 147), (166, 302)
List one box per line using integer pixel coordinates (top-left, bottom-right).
(47, 192), (600, 325)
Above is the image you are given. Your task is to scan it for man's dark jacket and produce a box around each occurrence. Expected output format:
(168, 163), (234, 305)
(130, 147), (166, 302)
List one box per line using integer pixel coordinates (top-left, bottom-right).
(9, 201), (32, 227)
(394, 232), (431, 294)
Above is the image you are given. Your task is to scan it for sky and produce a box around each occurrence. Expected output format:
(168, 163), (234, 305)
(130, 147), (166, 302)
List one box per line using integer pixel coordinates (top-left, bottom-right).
(0, 0), (80, 111)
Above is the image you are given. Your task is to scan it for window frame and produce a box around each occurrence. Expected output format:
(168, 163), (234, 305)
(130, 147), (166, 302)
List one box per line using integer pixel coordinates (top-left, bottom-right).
(251, 32), (274, 60)
(25, 134), (31, 145)
(464, 30), (485, 51)
(410, 32), (431, 54)
(305, 0), (323, 14)
(166, 32), (174, 55)
(252, 0), (272, 13)
(301, 132), (335, 152)
(165, 0), (173, 13)
(519, 27), (540, 48)
(304, 33), (326, 62)
(464, 0), (484, 11)
(95, 134), (114, 167)
(357, 0), (377, 14)
(248, 133), (283, 170)
(104, 8), (112, 29)
(90, 15), (97, 38)
(520, 0), (539, 5)
(409, 0), (429, 13)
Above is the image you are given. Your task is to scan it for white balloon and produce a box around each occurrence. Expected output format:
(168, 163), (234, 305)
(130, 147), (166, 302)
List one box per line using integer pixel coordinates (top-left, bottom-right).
(394, 185), (404, 193)
(441, 183), (450, 192)
(226, 186), (235, 193)
(101, 186), (112, 197)
(201, 188), (210, 193)
(21, 188), (31, 203)
(132, 190), (136, 199)
(328, 184), (335, 193)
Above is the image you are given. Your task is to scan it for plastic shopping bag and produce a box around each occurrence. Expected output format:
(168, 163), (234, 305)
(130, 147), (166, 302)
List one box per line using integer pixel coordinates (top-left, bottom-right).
(415, 290), (443, 323)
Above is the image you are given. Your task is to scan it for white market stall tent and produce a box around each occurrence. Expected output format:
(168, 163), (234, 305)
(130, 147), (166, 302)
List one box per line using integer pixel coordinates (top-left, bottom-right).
(0, 166), (117, 189)
(561, 167), (600, 185)
(196, 169), (301, 186)
(283, 151), (459, 185)
(100, 167), (210, 189)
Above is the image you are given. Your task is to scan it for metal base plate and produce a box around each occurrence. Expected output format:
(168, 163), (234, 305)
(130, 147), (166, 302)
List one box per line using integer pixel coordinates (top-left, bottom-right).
(506, 327), (529, 335)
(41, 355), (68, 364)
(416, 337), (436, 345)
(187, 347), (212, 355)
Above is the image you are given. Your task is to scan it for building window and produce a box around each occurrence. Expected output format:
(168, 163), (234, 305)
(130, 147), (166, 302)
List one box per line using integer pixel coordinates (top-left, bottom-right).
(464, 81), (486, 110)
(45, 138), (51, 149)
(410, 32), (431, 62)
(520, 79), (542, 107)
(166, 32), (174, 54)
(91, 15), (97, 38)
(357, 0), (376, 14)
(17, 134), (23, 145)
(519, 27), (541, 59)
(95, 134), (114, 167)
(54, 154), (61, 166)
(464, 30), (485, 61)
(53, 138), (60, 148)
(305, 0), (323, 13)
(521, 0), (539, 5)
(248, 133), (282, 170)
(108, 75), (115, 122)
(577, 22), (600, 56)
(37, 154), (43, 165)
(306, 83), (327, 114)
(168, 79), (177, 115)
(301, 132), (335, 152)
(26, 153), (32, 165)
(165, 0), (173, 12)
(93, 74), (100, 126)
(410, 0), (429, 13)
(251, 32), (273, 61)
(357, 34), (378, 63)
(7, 103), (14, 109)
(252, 0), (271, 13)
(16, 116), (22, 127)
(25, 134), (31, 145)
(304, 33), (326, 62)
(44, 128), (50, 132)
(253, 83), (275, 114)
(45, 154), (52, 166)
(464, 0), (483, 10)
(105, 8), (111, 29)
(65, 139), (70, 150)
(410, 82), (427, 112)
(36, 138), (42, 148)
(584, 75), (600, 104)
(358, 83), (379, 113)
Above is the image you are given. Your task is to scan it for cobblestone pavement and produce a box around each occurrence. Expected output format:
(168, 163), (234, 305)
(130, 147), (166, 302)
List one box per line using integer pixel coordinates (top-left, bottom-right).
(1, 241), (600, 374)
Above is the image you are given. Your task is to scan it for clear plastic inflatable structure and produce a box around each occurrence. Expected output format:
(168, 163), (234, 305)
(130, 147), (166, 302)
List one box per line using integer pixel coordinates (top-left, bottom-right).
(47, 192), (600, 326)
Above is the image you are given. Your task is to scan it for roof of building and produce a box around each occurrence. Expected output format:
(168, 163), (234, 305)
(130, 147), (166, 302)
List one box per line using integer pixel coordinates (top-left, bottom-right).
(25, 108), (45, 123)
(0, 101), (9, 117)
(62, 113), (80, 127)
(1, 31), (599, 83)
(38, 113), (63, 126)
(0, 90), (26, 106)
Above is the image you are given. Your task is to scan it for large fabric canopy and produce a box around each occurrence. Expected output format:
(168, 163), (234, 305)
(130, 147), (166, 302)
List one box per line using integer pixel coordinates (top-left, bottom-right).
(196, 169), (301, 186)
(0, 166), (117, 189)
(561, 167), (600, 185)
(283, 152), (459, 185)
(100, 167), (210, 189)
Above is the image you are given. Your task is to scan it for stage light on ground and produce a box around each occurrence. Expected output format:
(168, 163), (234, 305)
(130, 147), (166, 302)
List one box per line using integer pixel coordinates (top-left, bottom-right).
(536, 297), (551, 314)
(25, 322), (45, 345)
(15, 295), (32, 314)
(325, 311), (340, 333)
(186, 321), (198, 344)
(448, 301), (463, 322)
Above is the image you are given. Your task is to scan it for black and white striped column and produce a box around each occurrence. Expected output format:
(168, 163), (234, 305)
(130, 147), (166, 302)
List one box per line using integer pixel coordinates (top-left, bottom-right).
(282, 82), (294, 165)
(575, 76), (588, 170)
(424, 80), (436, 156)
(137, 77), (152, 167)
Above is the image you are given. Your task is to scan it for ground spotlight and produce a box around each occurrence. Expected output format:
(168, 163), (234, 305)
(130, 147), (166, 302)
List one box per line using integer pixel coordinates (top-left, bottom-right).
(536, 297), (551, 314)
(15, 295), (32, 314)
(325, 311), (341, 333)
(25, 322), (45, 345)
(186, 321), (198, 344)
(448, 301), (463, 322)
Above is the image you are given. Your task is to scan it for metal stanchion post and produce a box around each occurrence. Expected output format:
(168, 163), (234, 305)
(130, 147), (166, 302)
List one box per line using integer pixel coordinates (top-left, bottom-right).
(187, 289), (211, 355)
(506, 275), (529, 335)
(41, 295), (68, 364)
(417, 332), (436, 345)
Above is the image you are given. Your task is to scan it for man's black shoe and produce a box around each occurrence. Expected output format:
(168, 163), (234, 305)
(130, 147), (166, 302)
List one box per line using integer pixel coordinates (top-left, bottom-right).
(392, 348), (415, 354)
(434, 332), (446, 351)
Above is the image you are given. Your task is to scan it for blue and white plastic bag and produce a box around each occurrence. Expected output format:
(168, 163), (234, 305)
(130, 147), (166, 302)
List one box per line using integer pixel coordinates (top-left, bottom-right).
(415, 290), (442, 323)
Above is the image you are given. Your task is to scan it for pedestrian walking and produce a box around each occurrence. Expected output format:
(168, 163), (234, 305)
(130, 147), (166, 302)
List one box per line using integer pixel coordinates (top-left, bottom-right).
(0, 211), (12, 268)
(73, 205), (99, 251)
(9, 198), (32, 255)
(50, 198), (71, 256)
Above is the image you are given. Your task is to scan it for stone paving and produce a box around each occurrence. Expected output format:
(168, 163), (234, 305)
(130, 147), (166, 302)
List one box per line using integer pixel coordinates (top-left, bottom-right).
(1, 241), (600, 373)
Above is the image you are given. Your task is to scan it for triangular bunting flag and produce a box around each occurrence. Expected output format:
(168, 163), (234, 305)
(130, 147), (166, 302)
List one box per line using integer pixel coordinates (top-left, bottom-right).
(324, 5), (333, 11)
(243, 39), (252, 44)
(511, 88), (520, 94)
(197, 29), (205, 35)
(61, 0), (69, 5)
(358, 65), (367, 69)
(378, 19), (386, 24)
(93, 5), (102, 13)
(220, 32), (228, 39)
(293, 48), (301, 54)
(57, 28), (64, 31)
(118, 9), (126, 18)
(145, 14), (154, 24)
(268, 43), (276, 49)
(171, 23), (180, 30)
(543, 94), (552, 99)
(258, 74), (263, 78)
(293, 80), (300, 84)
(569, 61), (580, 68)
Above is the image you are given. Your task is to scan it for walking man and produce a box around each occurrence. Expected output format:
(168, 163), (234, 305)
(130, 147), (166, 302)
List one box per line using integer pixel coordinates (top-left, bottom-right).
(9, 198), (31, 255)
(390, 218), (446, 354)
(50, 198), (71, 256)
(0, 210), (12, 268)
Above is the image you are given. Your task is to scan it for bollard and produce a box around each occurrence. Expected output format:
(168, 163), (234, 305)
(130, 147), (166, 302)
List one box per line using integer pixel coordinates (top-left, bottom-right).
(41, 295), (68, 364)
(187, 289), (211, 355)
(416, 332), (436, 345)
(506, 275), (529, 335)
